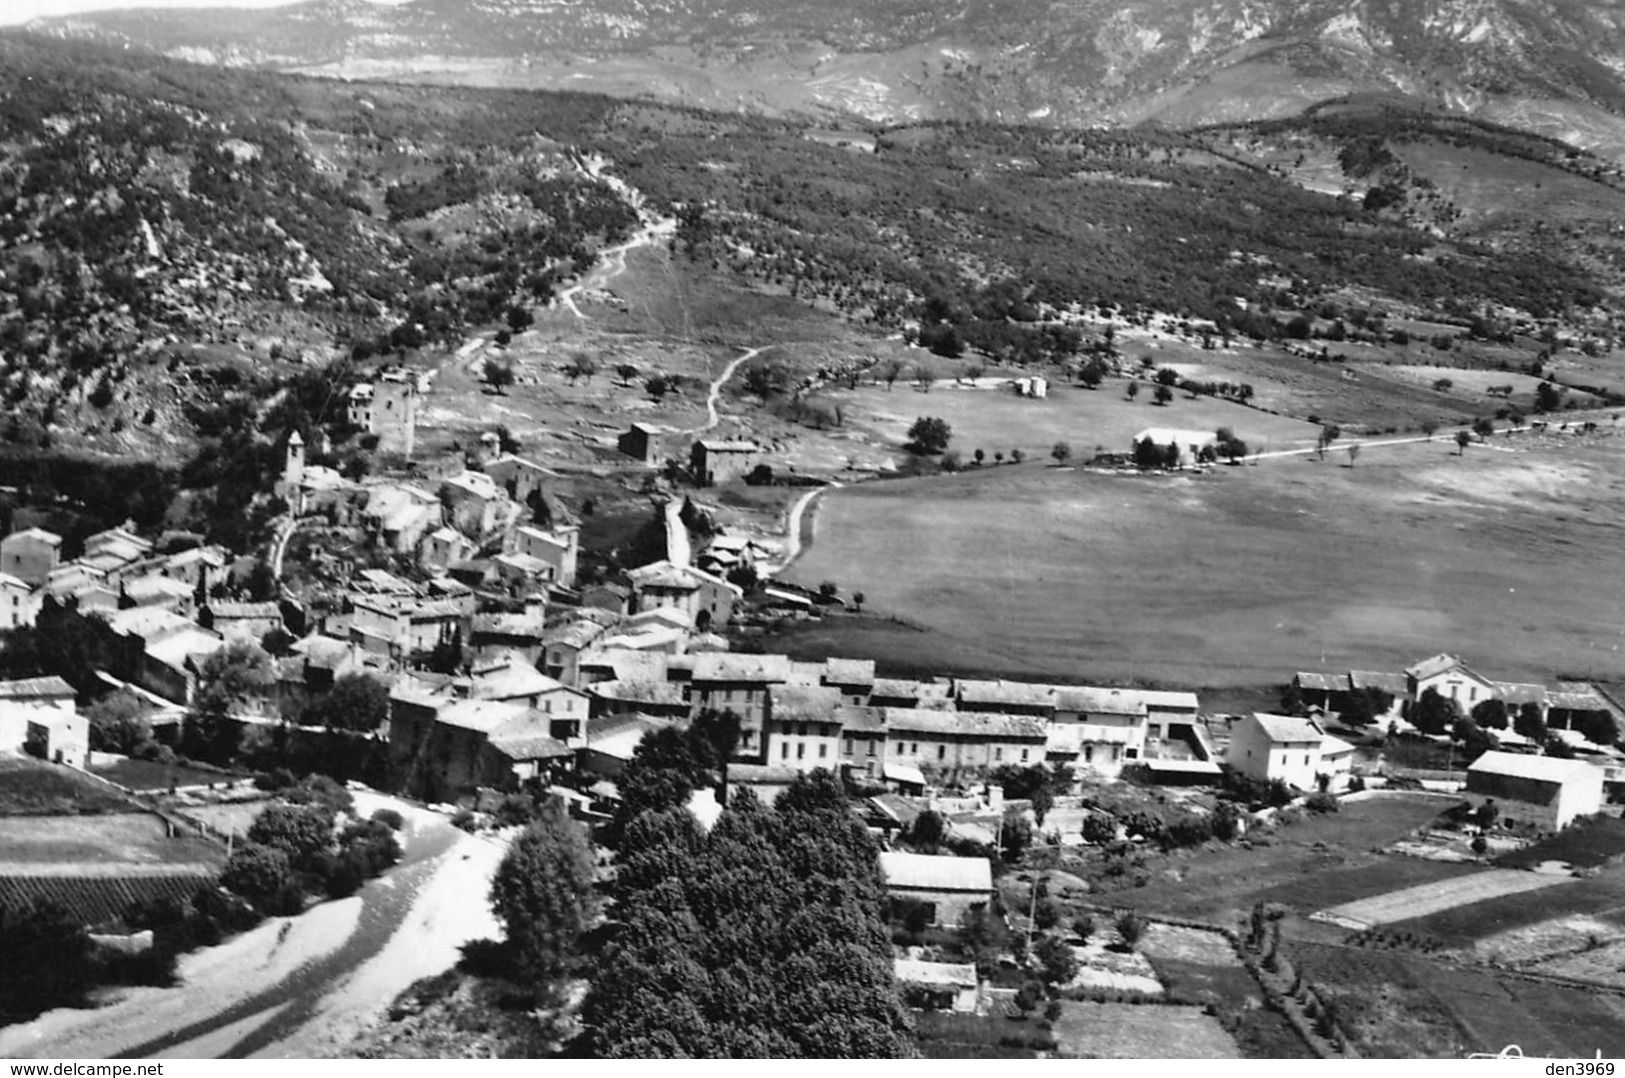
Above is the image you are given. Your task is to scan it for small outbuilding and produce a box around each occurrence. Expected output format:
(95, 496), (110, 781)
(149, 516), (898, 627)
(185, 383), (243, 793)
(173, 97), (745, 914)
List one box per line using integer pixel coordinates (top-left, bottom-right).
(1466, 750), (1605, 830)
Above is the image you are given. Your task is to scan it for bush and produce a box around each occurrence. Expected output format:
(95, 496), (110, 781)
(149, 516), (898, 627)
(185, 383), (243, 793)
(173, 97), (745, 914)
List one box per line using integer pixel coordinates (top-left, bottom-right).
(1115, 912), (1146, 950)
(451, 808), (478, 832)
(1305, 792), (1340, 814)
(256, 767), (296, 792)
(220, 843), (292, 909)
(371, 807), (405, 831)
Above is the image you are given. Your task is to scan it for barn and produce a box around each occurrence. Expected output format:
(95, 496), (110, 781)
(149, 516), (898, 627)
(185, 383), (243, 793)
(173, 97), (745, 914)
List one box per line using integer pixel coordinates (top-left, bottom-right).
(1466, 750), (1605, 830)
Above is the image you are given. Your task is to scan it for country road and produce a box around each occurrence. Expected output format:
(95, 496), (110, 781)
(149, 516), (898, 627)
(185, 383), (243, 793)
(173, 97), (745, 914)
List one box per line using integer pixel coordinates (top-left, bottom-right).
(0, 795), (509, 1060)
(681, 345), (767, 435)
(764, 481), (840, 576)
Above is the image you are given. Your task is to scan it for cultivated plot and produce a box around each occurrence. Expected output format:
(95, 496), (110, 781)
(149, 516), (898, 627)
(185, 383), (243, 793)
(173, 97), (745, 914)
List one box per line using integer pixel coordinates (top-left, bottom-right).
(1314, 870), (1576, 930)
(1051, 1001), (1241, 1058)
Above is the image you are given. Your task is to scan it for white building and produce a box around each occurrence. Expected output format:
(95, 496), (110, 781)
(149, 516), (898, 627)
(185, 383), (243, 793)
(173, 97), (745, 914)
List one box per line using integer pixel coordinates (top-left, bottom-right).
(1467, 751), (1605, 830)
(1226, 712), (1334, 791)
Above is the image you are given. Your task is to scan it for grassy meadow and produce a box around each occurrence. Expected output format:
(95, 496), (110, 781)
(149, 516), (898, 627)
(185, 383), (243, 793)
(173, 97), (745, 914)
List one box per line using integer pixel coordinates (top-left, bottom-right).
(780, 430), (1625, 688)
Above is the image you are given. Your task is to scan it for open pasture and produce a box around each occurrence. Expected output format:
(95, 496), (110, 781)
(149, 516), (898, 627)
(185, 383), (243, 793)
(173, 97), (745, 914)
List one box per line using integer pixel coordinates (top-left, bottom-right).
(780, 432), (1625, 688)
(0, 811), (224, 868)
(1051, 1001), (1240, 1058)
(832, 377), (1321, 462)
(1495, 814), (1625, 870)
(1314, 869), (1574, 930)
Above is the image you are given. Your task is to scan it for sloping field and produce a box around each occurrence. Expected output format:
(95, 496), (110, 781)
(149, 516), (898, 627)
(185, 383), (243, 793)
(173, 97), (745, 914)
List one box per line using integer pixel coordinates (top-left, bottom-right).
(1315, 869), (1575, 930)
(1387, 868), (1625, 949)
(0, 755), (134, 816)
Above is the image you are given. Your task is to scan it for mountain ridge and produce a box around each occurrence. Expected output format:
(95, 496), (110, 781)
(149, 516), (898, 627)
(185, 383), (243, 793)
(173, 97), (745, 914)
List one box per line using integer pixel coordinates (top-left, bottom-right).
(28, 0), (1625, 157)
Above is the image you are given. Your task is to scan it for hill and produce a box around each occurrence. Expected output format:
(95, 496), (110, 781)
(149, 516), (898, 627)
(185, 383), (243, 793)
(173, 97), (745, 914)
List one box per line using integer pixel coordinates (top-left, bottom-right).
(29, 0), (1625, 159)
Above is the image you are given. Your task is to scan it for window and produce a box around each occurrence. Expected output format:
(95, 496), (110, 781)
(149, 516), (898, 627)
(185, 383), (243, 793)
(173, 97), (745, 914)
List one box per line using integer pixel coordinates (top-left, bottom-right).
(1470, 686), (1478, 702)
(994, 747), (1003, 761)
(797, 744), (805, 760)
(937, 745), (946, 761)
(844, 737), (853, 754)
(819, 745), (828, 759)
(1304, 754), (1311, 765)
(867, 742), (875, 757)
(1021, 749), (1029, 762)
(911, 742), (919, 755)
(781, 743), (788, 759)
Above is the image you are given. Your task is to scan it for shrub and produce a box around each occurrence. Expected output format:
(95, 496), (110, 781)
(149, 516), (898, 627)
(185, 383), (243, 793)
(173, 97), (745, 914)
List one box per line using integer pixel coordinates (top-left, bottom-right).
(221, 843), (292, 909)
(1305, 791), (1340, 814)
(451, 808), (478, 832)
(371, 807), (405, 831)
(1115, 912), (1146, 950)
(1073, 914), (1094, 941)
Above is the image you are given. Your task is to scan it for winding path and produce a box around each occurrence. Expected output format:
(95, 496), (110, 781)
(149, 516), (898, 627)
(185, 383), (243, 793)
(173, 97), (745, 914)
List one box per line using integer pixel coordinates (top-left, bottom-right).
(682, 345), (767, 435)
(765, 480), (841, 576)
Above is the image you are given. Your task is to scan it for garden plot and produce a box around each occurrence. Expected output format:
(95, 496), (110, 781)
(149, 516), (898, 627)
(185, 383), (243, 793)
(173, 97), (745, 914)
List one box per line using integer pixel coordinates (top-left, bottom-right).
(1463, 913), (1625, 967)
(1314, 869), (1575, 929)
(1530, 938), (1625, 988)
(1051, 1001), (1240, 1058)
(1065, 938), (1163, 994)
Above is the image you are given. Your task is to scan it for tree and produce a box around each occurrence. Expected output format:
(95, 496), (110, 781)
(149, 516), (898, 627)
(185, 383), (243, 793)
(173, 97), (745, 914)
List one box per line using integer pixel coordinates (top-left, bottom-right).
(1215, 427), (1248, 463)
(1455, 429), (1473, 455)
(999, 811), (1033, 862)
(85, 690), (153, 753)
(1471, 698), (1509, 731)
(907, 809), (947, 851)
(490, 799), (597, 990)
(906, 416), (952, 455)
(1010, 448), (1025, 464)
(220, 842), (293, 908)
(1340, 686), (1392, 727)
(188, 639), (274, 759)
(1155, 367), (1179, 387)
(302, 672), (389, 732)
(1411, 687), (1461, 737)
(1115, 912), (1146, 950)
(1581, 710), (1621, 747)
(881, 361), (903, 391)
(853, 591), (865, 612)
(1472, 417), (1495, 439)
(1153, 383), (1173, 406)
(1081, 812), (1116, 844)
(1126, 381), (1140, 401)
(645, 374), (670, 401)
(1515, 701), (1548, 742)
(1421, 419), (1438, 441)
(566, 351), (598, 385)
(483, 358), (515, 394)
(1033, 896), (1061, 932)
(1536, 381), (1563, 413)
(616, 363), (639, 384)
(1346, 443), (1361, 467)
(0, 899), (97, 1021)
(1050, 441), (1072, 466)
(247, 802), (335, 872)
(1316, 424), (1341, 460)
(973, 448), (985, 467)
(1035, 934), (1078, 986)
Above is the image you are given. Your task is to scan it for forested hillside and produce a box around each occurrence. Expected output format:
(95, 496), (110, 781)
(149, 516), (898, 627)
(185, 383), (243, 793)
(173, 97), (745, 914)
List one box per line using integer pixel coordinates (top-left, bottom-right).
(0, 33), (1620, 462)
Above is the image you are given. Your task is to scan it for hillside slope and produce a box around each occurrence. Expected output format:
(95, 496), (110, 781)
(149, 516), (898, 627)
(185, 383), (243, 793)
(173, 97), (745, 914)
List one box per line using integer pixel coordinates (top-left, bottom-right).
(30, 0), (1625, 158)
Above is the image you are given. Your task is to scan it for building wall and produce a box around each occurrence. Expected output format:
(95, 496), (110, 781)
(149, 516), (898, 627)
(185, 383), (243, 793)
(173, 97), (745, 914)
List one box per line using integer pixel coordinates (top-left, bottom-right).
(1225, 716), (1322, 788)
(887, 886), (991, 928)
(1, 535), (60, 585)
(373, 377), (417, 458)
(840, 731), (887, 778)
(886, 731), (1042, 776)
(0, 585), (40, 630)
(767, 719), (842, 772)
(1415, 670), (1494, 709)
(1466, 770), (1602, 830)
(692, 445), (762, 486)
(691, 681), (774, 757)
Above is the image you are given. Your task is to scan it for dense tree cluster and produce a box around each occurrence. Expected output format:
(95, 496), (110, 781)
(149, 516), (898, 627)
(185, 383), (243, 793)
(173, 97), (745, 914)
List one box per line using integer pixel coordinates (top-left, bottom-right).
(586, 770), (913, 1058)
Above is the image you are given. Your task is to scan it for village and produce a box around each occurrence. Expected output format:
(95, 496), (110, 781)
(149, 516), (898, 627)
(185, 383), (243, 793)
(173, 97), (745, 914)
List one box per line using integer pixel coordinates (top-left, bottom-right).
(5, 350), (1625, 1056)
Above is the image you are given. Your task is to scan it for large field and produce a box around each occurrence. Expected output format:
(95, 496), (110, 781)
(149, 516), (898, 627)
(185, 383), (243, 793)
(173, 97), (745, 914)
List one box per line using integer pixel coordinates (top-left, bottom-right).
(1051, 1002), (1240, 1058)
(779, 429), (1625, 688)
(1316, 870), (1576, 930)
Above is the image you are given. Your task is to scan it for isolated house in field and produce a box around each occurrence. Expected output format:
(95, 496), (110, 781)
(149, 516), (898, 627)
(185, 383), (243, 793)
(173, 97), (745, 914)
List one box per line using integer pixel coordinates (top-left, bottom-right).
(1226, 712), (1332, 791)
(618, 422), (671, 466)
(1405, 653), (1497, 713)
(1466, 750), (1604, 830)
(0, 689), (87, 769)
(878, 852), (993, 927)
(690, 439), (764, 486)
(1, 527), (62, 585)
(1130, 428), (1217, 468)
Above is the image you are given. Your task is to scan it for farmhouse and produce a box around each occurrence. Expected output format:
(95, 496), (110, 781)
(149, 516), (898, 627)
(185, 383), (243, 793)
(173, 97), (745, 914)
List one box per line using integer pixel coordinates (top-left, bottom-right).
(0, 677), (86, 768)
(0, 573), (39, 630)
(877, 851), (993, 926)
(1226, 712), (1335, 791)
(617, 422), (672, 466)
(1130, 428), (1217, 468)
(1466, 750), (1605, 830)
(1050, 687), (1148, 775)
(690, 439), (764, 486)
